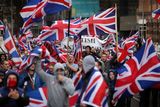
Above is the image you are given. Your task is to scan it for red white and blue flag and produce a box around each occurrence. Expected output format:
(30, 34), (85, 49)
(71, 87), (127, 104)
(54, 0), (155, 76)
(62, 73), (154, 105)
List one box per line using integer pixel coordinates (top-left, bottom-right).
(53, 45), (67, 63)
(73, 37), (82, 63)
(21, 0), (72, 33)
(20, 0), (41, 21)
(19, 45), (57, 70)
(3, 26), (22, 66)
(69, 72), (83, 107)
(113, 38), (160, 104)
(116, 31), (139, 63)
(0, 20), (5, 31)
(152, 8), (160, 20)
(80, 68), (108, 107)
(18, 29), (33, 52)
(79, 7), (116, 36)
(69, 68), (108, 107)
(27, 87), (48, 107)
(38, 18), (81, 42)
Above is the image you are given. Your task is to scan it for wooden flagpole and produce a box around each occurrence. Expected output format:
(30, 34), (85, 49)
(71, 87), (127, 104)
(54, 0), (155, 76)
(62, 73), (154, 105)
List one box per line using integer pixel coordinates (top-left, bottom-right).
(115, 3), (119, 61)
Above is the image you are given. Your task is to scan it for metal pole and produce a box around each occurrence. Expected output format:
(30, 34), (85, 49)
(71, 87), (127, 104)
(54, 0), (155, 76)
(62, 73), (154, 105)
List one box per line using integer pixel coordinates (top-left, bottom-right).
(141, 0), (145, 38)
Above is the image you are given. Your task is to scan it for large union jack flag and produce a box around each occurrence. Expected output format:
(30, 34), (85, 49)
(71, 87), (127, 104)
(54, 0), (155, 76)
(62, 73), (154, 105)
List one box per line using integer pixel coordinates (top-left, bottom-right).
(80, 67), (108, 107)
(21, 0), (72, 33)
(152, 8), (160, 20)
(69, 67), (108, 107)
(113, 37), (160, 103)
(79, 7), (116, 36)
(27, 87), (48, 107)
(3, 26), (22, 66)
(38, 18), (81, 42)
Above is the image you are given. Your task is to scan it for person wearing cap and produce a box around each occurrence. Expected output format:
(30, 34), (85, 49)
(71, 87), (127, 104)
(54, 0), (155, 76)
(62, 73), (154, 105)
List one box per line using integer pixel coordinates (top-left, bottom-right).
(34, 58), (75, 107)
(0, 70), (29, 107)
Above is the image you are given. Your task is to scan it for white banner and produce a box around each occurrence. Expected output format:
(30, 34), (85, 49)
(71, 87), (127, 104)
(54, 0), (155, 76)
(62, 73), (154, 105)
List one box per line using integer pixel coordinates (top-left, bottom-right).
(61, 36), (102, 51)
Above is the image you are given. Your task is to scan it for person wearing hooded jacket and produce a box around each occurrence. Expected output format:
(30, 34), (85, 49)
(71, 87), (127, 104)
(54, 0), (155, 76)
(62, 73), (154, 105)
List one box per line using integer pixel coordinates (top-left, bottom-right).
(0, 70), (29, 107)
(76, 55), (97, 107)
(34, 58), (75, 107)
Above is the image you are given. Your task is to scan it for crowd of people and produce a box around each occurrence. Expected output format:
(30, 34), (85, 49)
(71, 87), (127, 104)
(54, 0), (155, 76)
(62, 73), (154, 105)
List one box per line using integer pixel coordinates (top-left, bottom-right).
(0, 37), (159, 107)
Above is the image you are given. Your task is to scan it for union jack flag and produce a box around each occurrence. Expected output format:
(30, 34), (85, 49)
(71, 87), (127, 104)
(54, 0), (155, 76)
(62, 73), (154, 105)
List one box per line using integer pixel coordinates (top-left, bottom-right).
(152, 8), (160, 20)
(21, 0), (72, 33)
(38, 19), (81, 42)
(0, 20), (5, 31)
(27, 87), (48, 107)
(113, 38), (160, 104)
(73, 37), (82, 63)
(19, 45), (56, 70)
(116, 32), (139, 63)
(20, 0), (41, 21)
(80, 67), (108, 107)
(43, 41), (67, 63)
(69, 72), (83, 107)
(53, 44), (67, 63)
(18, 29), (33, 52)
(98, 33), (116, 47)
(36, 30), (57, 42)
(79, 7), (116, 36)
(21, 0), (47, 33)
(3, 26), (22, 66)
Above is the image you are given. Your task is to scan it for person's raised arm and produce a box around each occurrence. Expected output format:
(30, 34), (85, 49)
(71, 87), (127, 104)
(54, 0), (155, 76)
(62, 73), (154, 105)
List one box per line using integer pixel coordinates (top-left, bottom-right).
(35, 58), (53, 82)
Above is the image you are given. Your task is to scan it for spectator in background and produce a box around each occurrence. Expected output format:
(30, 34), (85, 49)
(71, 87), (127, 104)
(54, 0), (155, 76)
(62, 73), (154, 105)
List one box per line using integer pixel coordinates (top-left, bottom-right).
(0, 60), (11, 74)
(100, 51), (112, 72)
(0, 70), (29, 107)
(19, 63), (45, 93)
(46, 63), (54, 75)
(82, 45), (92, 58)
(108, 70), (117, 107)
(65, 54), (78, 78)
(95, 58), (108, 82)
(35, 58), (75, 107)
(0, 53), (7, 64)
(0, 70), (5, 87)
